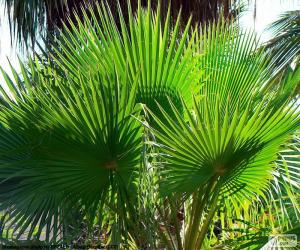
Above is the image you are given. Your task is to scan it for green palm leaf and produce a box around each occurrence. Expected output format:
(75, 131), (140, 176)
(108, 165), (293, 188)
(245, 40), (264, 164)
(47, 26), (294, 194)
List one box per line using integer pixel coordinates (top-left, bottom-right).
(143, 23), (300, 200)
(49, 1), (200, 113)
(0, 61), (143, 242)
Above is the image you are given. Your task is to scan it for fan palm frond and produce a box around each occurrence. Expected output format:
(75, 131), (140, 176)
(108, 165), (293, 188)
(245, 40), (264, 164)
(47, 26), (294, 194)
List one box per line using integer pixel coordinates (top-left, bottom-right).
(0, 59), (143, 243)
(143, 23), (298, 197)
(50, 1), (200, 115)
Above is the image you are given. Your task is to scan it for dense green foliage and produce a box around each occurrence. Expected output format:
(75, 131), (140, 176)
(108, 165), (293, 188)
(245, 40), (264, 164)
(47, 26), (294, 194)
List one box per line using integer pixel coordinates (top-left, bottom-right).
(0, 2), (299, 249)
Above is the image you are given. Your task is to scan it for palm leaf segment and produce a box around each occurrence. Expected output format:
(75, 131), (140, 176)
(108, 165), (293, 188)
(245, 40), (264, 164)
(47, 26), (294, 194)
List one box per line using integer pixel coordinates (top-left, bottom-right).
(0, 60), (142, 240)
(146, 22), (300, 199)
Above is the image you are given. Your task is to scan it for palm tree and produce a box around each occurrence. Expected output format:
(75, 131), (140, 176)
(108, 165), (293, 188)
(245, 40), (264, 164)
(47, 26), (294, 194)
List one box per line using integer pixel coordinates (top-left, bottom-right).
(0, 2), (299, 249)
(265, 10), (300, 73)
(2, 0), (243, 48)
(261, 10), (300, 98)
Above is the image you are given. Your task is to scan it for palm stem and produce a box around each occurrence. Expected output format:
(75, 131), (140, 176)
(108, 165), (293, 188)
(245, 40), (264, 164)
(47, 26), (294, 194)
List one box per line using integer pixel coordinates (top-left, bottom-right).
(195, 186), (220, 249)
(184, 179), (217, 250)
